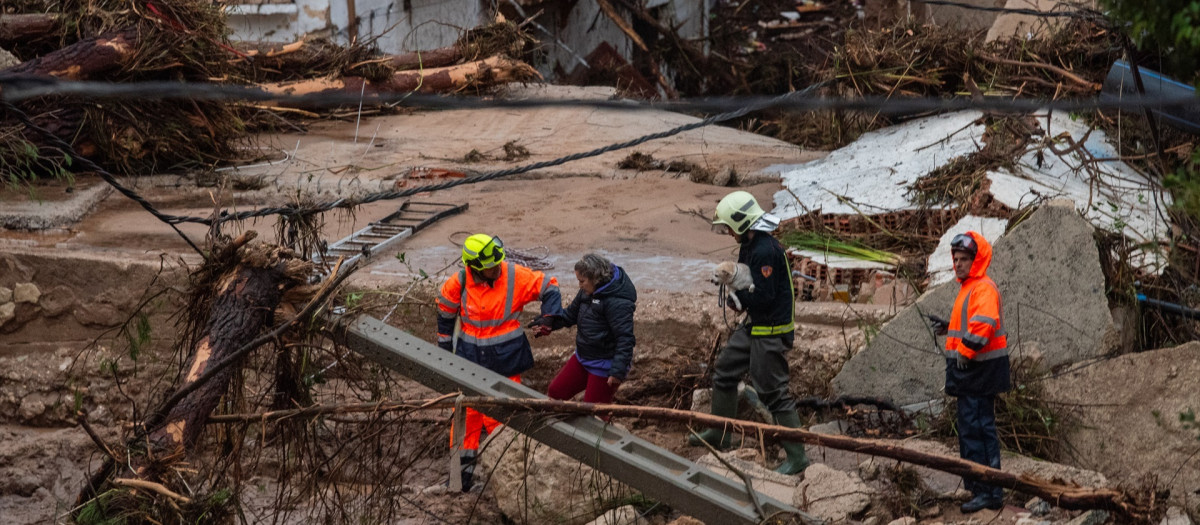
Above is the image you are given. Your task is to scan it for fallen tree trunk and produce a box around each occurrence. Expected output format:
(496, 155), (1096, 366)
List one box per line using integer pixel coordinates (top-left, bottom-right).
(3, 28), (138, 79)
(259, 55), (541, 101)
(0, 13), (61, 43)
(140, 238), (306, 472)
(209, 395), (1151, 520)
(387, 46), (464, 71)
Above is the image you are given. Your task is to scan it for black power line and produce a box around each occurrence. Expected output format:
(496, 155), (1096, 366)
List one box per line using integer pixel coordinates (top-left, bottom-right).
(1, 76), (1198, 114)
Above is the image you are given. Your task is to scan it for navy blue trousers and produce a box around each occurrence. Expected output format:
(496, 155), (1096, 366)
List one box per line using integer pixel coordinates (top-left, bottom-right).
(957, 395), (1003, 499)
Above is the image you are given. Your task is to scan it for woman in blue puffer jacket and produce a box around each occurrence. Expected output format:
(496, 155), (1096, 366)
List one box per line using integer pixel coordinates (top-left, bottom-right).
(544, 253), (637, 404)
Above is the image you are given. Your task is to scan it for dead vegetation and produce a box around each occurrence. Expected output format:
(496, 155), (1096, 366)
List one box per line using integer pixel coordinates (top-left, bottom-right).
(0, 4), (540, 182)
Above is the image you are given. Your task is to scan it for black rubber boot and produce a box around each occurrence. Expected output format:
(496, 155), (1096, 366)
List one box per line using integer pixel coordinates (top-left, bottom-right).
(687, 388), (742, 449)
(772, 411), (811, 475)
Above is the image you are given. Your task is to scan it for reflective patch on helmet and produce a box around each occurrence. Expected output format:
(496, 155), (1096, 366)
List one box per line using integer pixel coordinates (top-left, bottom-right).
(760, 266), (773, 278)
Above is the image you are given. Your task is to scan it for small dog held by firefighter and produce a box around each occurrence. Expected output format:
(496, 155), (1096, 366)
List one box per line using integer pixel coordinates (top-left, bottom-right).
(711, 261), (755, 311)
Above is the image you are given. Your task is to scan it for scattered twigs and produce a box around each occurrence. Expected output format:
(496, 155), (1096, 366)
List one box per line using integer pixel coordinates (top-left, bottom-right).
(977, 53), (1101, 92)
(201, 395), (1149, 518)
(111, 478), (193, 504)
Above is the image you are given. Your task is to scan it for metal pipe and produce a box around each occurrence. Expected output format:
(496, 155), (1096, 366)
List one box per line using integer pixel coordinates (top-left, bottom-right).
(1137, 293), (1200, 321)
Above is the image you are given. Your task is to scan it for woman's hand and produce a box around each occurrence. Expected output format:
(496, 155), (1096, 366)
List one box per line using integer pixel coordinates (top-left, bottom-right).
(607, 376), (623, 388)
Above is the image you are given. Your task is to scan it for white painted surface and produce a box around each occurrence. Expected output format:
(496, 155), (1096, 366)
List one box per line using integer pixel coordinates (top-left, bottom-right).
(771, 111), (984, 216)
(926, 215), (1010, 286)
(771, 110), (1169, 272)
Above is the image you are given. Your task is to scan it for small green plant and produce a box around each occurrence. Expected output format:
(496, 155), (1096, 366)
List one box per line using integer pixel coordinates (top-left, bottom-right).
(781, 231), (904, 266)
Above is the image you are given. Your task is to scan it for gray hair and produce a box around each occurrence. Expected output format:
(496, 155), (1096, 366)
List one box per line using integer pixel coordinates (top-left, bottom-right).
(574, 253), (614, 283)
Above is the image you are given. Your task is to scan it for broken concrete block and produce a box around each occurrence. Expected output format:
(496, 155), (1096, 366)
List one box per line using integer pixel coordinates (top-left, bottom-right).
(1046, 341), (1200, 505)
(1066, 510), (1109, 525)
(697, 452), (799, 504)
(1024, 496), (1051, 516)
(793, 464), (873, 522)
(479, 427), (633, 525)
(13, 282), (40, 304)
(583, 505), (643, 525)
(833, 200), (1115, 404)
(1161, 507), (1194, 525)
(0, 302), (14, 326)
(0, 47), (17, 69)
(886, 517), (917, 525)
(0, 286), (10, 303)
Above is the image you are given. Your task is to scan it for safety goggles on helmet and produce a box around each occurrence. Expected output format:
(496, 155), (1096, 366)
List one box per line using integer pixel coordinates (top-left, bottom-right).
(712, 191), (765, 235)
(950, 233), (977, 257)
(462, 234), (506, 270)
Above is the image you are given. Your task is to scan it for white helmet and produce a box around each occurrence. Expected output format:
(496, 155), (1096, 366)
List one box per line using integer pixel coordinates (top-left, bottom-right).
(712, 191), (765, 235)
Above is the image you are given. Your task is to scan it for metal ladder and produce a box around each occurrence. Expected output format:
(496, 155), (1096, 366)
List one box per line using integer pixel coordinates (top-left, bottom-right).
(339, 315), (821, 525)
(314, 201), (468, 268)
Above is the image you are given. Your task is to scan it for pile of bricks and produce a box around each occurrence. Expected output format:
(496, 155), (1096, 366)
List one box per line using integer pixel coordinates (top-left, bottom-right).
(789, 250), (917, 307)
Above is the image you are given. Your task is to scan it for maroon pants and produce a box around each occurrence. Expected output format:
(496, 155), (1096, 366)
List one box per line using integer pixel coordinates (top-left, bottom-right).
(547, 353), (618, 403)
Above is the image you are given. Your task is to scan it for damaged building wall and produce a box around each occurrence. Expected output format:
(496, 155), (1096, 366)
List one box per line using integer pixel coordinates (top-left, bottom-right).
(224, 0), (710, 89)
(225, 0), (487, 52)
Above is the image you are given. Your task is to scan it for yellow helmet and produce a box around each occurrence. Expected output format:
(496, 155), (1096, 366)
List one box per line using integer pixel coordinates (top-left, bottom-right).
(712, 191), (765, 235)
(462, 234), (506, 270)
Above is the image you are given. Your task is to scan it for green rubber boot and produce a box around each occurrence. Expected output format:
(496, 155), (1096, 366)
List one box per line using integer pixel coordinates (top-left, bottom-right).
(773, 411), (811, 475)
(687, 387), (742, 449)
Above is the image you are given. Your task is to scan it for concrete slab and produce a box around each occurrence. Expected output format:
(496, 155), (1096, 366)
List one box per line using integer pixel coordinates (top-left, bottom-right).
(832, 200), (1116, 405)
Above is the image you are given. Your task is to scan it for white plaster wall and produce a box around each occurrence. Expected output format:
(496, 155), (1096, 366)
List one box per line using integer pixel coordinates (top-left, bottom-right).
(227, 0), (486, 53)
(226, 0), (332, 43)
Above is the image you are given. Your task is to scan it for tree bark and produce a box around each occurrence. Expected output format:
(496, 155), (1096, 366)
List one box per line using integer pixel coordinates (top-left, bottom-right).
(138, 238), (305, 475)
(3, 28), (138, 80)
(387, 46), (464, 71)
(259, 55), (541, 102)
(0, 13), (61, 43)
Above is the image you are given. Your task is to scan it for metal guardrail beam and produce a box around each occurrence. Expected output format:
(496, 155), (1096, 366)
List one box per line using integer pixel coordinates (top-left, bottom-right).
(340, 315), (819, 525)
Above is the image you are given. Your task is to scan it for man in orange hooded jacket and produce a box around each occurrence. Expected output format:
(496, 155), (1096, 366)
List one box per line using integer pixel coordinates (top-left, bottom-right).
(933, 231), (1011, 513)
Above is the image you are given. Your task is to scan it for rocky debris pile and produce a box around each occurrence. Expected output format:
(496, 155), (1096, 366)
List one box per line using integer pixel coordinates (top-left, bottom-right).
(478, 426), (636, 525)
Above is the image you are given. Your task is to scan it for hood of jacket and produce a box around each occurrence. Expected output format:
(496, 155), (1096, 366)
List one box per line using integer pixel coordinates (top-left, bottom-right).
(592, 265), (637, 303)
(958, 230), (993, 282)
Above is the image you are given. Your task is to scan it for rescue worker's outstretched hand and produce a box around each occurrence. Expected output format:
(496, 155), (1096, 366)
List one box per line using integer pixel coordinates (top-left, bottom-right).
(526, 315), (555, 338)
(955, 352), (969, 370)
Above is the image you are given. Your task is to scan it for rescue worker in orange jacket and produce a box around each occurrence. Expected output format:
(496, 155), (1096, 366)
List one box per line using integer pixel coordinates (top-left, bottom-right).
(436, 233), (564, 491)
(932, 231), (1011, 513)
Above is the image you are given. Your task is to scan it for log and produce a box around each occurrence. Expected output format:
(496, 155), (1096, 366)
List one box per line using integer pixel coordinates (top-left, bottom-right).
(0, 13), (61, 43)
(387, 46), (464, 71)
(213, 396), (1150, 519)
(259, 55), (541, 101)
(231, 39), (356, 75)
(138, 238), (308, 474)
(3, 28), (138, 80)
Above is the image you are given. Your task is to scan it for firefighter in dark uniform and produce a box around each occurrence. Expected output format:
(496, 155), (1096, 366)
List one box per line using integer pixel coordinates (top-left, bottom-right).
(688, 191), (810, 475)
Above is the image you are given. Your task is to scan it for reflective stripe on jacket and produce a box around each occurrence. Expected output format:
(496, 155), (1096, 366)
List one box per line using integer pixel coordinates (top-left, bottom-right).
(436, 262), (563, 376)
(735, 231), (795, 340)
(945, 232), (1008, 360)
(944, 231), (1011, 397)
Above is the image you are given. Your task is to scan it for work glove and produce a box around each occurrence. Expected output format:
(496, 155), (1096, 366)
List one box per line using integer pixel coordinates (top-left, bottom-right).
(526, 316), (554, 338)
(955, 352), (969, 370)
(925, 314), (949, 336)
(438, 341), (453, 352)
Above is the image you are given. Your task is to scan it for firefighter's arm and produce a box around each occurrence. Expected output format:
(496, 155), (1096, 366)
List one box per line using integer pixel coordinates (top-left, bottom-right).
(734, 247), (778, 310)
(435, 276), (461, 351)
(962, 287), (1000, 353)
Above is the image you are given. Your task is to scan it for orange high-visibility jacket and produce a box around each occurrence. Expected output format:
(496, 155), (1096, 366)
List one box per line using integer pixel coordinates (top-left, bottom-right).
(436, 262), (563, 377)
(945, 231), (1008, 361)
